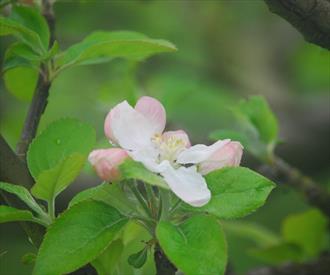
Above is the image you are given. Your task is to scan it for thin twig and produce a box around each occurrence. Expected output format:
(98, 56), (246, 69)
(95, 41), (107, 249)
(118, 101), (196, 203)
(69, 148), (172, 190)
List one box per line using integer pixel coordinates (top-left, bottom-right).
(16, 0), (56, 160)
(272, 156), (330, 218)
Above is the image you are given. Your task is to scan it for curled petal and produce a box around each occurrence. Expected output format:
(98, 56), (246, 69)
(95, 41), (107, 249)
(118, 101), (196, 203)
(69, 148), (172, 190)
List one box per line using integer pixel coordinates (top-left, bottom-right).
(107, 101), (157, 150)
(162, 130), (191, 148)
(199, 141), (243, 175)
(104, 108), (118, 144)
(88, 148), (129, 182)
(161, 165), (211, 207)
(135, 96), (166, 134)
(177, 139), (231, 165)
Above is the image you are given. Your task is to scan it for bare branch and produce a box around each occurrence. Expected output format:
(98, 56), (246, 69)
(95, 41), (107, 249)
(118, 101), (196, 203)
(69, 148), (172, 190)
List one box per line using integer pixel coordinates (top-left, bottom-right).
(264, 0), (330, 49)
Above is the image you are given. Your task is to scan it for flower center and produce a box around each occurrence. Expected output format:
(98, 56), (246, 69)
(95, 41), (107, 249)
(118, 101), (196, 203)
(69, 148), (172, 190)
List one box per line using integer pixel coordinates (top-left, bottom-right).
(151, 134), (186, 166)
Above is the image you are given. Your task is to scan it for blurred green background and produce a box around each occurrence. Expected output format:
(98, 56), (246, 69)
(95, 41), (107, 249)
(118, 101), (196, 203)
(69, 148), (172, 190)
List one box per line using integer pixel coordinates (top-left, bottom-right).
(1, 1), (329, 274)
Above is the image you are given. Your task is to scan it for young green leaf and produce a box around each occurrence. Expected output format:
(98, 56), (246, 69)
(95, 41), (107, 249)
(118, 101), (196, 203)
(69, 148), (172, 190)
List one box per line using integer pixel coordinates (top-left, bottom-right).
(92, 239), (124, 275)
(10, 6), (49, 50)
(33, 200), (128, 275)
(55, 31), (177, 72)
(4, 66), (38, 102)
(119, 160), (169, 189)
(21, 252), (37, 265)
(156, 215), (227, 275)
(0, 205), (34, 223)
(128, 247), (148, 269)
(282, 209), (328, 258)
(27, 119), (95, 202)
(69, 182), (134, 215)
(185, 167), (275, 219)
(31, 153), (86, 201)
(0, 182), (44, 216)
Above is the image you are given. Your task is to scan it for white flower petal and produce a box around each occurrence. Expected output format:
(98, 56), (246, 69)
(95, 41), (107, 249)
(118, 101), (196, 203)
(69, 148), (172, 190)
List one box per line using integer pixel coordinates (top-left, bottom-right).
(161, 165), (211, 207)
(176, 139), (231, 164)
(110, 101), (156, 150)
(128, 146), (162, 173)
(135, 96), (166, 134)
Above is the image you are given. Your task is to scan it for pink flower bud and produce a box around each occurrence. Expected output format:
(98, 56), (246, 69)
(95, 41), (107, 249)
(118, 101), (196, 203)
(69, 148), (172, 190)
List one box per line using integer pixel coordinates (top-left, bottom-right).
(198, 141), (243, 175)
(88, 148), (129, 182)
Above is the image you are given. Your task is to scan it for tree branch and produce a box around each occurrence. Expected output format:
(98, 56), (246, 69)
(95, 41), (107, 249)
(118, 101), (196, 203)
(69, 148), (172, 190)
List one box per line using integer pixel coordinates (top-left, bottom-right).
(263, 0), (330, 50)
(247, 252), (330, 275)
(0, 134), (45, 247)
(16, 0), (56, 160)
(272, 156), (330, 218)
(154, 243), (177, 275)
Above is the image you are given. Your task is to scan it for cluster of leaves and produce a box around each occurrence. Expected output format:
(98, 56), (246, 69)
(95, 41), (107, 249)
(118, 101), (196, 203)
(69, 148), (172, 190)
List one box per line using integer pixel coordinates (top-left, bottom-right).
(210, 96), (278, 163)
(0, 4), (277, 275)
(0, 5), (177, 101)
(0, 116), (276, 275)
(225, 209), (329, 266)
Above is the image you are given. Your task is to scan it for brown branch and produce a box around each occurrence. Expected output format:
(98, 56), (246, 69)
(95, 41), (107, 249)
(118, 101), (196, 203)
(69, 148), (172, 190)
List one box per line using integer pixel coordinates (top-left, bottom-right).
(263, 0), (330, 50)
(16, 0), (56, 160)
(0, 134), (45, 247)
(154, 243), (177, 275)
(272, 156), (330, 218)
(247, 252), (330, 275)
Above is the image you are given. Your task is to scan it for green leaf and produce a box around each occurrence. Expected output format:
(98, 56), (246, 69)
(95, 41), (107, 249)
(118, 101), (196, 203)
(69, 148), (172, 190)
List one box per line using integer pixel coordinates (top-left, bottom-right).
(249, 243), (303, 265)
(0, 17), (41, 53)
(69, 182), (134, 215)
(0, 182), (44, 216)
(282, 209), (328, 257)
(33, 200), (128, 275)
(10, 6), (49, 50)
(27, 118), (95, 201)
(156, 215), (227, 275)
(4, 66), (38, 102)
(128, 247), (148, 269)
(0, 205), (34, 223)
(55, 31), (177, 71)
(238, 96), (278, 144)
(119, 160), (169, 189)
(187, 167), (275, 219)
(3, 42), (41, 72)
(31, 153), (86, 201)
(92, 239), (124, 275)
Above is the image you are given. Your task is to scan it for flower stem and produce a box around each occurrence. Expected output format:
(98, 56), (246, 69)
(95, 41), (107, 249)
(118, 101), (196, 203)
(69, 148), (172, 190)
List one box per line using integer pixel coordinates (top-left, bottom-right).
(128, 182), (153, 218)
(48, 197), (55, 220)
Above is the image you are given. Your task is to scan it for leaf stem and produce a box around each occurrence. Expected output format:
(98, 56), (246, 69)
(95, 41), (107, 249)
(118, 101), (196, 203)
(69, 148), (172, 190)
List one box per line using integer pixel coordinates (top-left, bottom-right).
(128, 182), (153, 218)
(48, 197), (55, 220)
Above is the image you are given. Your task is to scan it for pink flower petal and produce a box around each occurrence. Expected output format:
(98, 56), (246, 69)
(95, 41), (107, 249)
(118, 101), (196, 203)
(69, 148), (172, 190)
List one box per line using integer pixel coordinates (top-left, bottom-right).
(88, 148), (129, 182)
(199, 141), (243, 175)
(135, 96), (166, 134)
(104, 108), (118, 144)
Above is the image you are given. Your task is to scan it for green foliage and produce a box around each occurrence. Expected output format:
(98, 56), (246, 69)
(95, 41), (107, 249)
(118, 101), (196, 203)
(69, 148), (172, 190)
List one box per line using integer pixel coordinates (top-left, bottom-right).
(119, 160), (169, 189)
(4, 66), (38, 102)
(91, 239), (124, 275)
(156, 215), (227, 275)
(55, 31), (177, 72)
(210, 96), (279, 162)
(0, 205), (33, 223)
(0, 6), (48, 54)
(222, 221), (280, 248)
(282, 209), (328, 258)
(249, 243), (303, 265)
(69, 182), (134, 215)
(21, 252), (37, 265)
(27, 118), (95, 201)
(0, 182), (44, 216)
(186, 167), (275, 219)
(33, 200), (128, 275)
(127, 247), (148, 269)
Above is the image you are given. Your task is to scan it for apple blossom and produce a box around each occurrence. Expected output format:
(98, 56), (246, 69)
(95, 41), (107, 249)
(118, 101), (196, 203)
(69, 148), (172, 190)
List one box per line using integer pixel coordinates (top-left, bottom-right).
(93, 96), (243, 207)
(88, 148), (129, 182)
